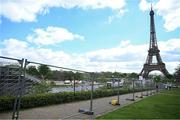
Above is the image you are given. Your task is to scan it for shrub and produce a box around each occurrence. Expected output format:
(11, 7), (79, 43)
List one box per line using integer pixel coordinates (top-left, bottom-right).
(0, 96), (14, 111)
(0, 88), (149, 111)
(29, 82), (52, 95)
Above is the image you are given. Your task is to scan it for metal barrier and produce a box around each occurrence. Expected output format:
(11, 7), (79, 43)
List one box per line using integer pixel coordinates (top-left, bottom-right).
(0, 55), (156, 119)
(0, 56), (93, 119)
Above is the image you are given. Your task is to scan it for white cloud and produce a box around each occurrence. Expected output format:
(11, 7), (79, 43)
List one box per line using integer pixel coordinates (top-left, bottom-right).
(107, 9), (127, 24)
(139, 0), (151, 11)
(2, 38), (28, 52)
(0, 0), (126, 22)
(159, 38), (180, 52)
(0, 0), (44, 22)
(139, 0), (180, 31)
(1, 38), (71, 66)
(0, 39), (179, 73)
(86, 40), (147, 63)
(155, 0), (180, 31)
(27, 26), (84, 45)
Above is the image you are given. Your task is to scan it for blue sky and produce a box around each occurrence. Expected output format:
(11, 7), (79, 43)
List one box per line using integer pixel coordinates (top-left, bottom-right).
(0, 0), (180, 74)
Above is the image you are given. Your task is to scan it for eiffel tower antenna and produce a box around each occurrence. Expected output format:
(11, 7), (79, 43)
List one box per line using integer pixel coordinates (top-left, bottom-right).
(151, 3), (153, 10)
(140, 6), (169, 79)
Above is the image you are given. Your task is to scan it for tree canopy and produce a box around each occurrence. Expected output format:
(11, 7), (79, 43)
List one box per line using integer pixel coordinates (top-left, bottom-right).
(174, 64), (180, 82)
(26, 65), (52, 80)
(26, 65), (141, 82)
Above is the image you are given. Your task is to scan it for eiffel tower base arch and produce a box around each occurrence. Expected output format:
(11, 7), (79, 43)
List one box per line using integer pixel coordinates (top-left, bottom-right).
(140, 63), (169, 79)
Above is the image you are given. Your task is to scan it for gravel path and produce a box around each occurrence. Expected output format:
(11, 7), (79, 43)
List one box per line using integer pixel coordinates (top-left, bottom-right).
(0, 90), (155, 119)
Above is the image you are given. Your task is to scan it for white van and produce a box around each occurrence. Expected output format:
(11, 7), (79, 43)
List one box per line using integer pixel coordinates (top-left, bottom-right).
(106, 78), (124, 87)
(64, 80), (71, 84)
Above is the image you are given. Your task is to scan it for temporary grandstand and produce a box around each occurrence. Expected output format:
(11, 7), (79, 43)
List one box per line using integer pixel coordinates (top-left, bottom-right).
(0, 64), (41, 96)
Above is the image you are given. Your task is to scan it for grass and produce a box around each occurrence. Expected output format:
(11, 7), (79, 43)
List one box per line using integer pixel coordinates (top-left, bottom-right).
(97, 88), (180, 119)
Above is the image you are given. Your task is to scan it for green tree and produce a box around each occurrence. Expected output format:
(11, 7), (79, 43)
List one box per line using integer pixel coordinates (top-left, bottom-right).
(26, 65), (52, 80)
(153, 75), (161, 83)
(128, 72), (139, 79)
(119, 73), (127, 78)
(174, 64), (180, 82)
(97, 73), (108, 83)
(103, 72), (113, 78)
(113, 72), (120, 78)
(29, 81), (51, 94)
(26, 66), (39, 77)
(74, 72), (83, 80)
(51, 70), (61, 80)
(164, 74), (174, 83)
(38, 65), (52, 80)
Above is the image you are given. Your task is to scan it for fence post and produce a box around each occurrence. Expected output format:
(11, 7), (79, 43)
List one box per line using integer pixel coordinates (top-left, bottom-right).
(12, 58), (24, 120)
(132, 78), (135, 100)
(90, 72), (94, 112)
(73, 75), (75, 96)
(117, 78), (120, 104)
(12, 59), (29, 120)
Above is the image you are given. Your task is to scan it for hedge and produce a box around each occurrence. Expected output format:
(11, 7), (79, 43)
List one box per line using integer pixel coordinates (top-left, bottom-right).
(0, 88), (147, 111)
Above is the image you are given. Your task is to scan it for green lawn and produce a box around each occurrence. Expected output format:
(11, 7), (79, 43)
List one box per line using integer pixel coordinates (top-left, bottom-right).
(97, 88), (180, 119)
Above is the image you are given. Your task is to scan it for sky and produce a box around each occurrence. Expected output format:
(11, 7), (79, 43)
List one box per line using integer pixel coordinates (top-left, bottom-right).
(0, 0), (180, 74)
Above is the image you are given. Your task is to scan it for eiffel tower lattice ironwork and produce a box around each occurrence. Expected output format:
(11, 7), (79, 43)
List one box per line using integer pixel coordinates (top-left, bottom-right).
(140, 7), (169, 78)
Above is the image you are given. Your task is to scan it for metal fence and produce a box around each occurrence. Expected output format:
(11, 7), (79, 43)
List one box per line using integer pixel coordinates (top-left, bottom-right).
(0, 56), (92, 119)
(0, 55), (156, 119)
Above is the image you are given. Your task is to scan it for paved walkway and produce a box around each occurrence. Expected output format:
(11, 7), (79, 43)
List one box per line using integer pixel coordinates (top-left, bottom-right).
(0, 90), (155, 119)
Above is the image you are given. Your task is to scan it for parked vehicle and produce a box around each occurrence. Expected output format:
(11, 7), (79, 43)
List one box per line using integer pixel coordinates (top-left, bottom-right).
(106, 78), (124, 88)
(64, 80), (71, 84)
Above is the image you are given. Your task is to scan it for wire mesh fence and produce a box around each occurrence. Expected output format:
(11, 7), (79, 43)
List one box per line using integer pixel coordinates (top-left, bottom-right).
(0, 56), (158, 119)
(0, 57), (22, 96)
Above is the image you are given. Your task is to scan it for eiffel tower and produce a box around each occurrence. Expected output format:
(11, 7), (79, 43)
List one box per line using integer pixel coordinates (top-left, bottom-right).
(140, 6), (169, 79)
